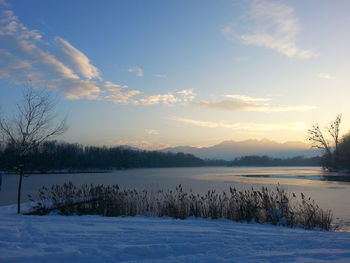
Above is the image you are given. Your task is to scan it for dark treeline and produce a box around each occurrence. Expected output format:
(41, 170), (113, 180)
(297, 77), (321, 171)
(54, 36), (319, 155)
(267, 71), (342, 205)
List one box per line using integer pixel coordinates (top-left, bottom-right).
(0, 140), (321, 172)
(228, 155), (321, 166)
(0, 141), (205, 172)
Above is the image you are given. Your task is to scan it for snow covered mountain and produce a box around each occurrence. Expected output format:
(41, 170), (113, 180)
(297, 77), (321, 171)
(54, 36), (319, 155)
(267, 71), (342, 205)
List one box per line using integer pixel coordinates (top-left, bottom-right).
(162, 139), (320, 160)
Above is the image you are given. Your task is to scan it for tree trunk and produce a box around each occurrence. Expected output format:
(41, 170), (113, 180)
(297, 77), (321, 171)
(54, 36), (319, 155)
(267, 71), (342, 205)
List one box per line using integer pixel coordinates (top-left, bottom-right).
(17, 170), (23, 214)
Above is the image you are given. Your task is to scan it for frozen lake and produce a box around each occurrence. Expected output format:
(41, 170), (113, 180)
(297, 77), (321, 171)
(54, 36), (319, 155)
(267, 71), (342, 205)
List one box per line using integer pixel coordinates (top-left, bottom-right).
(1, 166), (350, 230)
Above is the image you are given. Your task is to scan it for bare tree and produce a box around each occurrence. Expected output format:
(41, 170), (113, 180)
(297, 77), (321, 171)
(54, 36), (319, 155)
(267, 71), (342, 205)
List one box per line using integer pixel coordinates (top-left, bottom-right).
(0, 87), (67, 213)
(307, 114), (342, 169)
(328, 115), (342, 156)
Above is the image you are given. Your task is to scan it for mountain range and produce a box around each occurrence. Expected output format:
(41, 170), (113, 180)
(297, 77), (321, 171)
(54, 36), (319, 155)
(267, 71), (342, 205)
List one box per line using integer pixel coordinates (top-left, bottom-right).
(161, 139), (321, 160)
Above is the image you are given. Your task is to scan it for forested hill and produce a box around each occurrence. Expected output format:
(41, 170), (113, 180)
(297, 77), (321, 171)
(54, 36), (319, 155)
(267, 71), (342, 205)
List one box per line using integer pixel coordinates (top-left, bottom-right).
(0, 141), (321, 172)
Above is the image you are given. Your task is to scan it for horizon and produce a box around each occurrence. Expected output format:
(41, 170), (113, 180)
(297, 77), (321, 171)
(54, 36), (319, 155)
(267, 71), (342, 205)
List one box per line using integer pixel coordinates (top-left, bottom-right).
(114, 138), (313, 151)
(1, 0), (350, 149)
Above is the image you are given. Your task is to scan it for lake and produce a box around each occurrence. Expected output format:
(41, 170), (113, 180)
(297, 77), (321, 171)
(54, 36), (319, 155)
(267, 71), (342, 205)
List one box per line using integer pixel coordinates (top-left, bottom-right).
(1, 166), (349, 230)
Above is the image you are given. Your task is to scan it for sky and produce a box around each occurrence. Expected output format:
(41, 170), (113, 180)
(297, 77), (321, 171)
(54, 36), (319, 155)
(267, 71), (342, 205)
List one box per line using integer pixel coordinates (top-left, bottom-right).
(0, 0), (350, 149)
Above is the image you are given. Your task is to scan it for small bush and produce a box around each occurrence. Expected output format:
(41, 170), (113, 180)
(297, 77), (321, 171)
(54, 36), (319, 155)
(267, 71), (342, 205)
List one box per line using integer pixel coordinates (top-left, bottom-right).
(28, 182), (333, 231)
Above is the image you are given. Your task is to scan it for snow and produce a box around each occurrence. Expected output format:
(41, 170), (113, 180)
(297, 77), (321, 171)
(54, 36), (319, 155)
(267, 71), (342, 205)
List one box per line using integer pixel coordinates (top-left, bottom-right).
(1, 205), (350, 263)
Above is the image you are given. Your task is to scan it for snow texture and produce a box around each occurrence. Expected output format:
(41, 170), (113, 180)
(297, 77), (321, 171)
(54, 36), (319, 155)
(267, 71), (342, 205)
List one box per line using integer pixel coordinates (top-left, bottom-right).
(1, 205), (350, 263)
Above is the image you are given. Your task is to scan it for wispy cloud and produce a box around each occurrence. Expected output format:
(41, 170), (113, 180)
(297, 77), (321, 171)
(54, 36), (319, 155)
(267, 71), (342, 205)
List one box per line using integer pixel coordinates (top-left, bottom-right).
(103, 81), (140, 103)
(55, 37), (100, 80)
(128, 66), (144, 77)
(170, 116), (308, 131)
(145, 129), (160, 135)
(224, 94), (271, 102)
(318, 73), (333, 80)
(154, 74), (167, 78)
(0, 7), (196, 106)
(0, 0), (9, 7)
(0, 8), (100, 99)
(198, 94), (315, 112)
(136, 90), (195, 105)
(199, 100), (315, 112)
(222, 0), (316, 59)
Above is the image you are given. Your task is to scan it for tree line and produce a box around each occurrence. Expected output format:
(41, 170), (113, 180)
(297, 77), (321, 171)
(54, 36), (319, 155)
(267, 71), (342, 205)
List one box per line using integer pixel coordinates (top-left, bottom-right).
(0, 140), (323, 172)
(0, 141), (206, 172)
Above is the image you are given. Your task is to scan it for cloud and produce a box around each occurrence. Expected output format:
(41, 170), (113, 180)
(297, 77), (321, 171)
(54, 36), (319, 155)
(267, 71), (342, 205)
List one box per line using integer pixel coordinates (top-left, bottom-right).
(170, 116), (308, 131)
(145, 129), (160, 135)
(102, 82), (195, 105)
(0, 9), (101, 99)
(198, 100), (315, 112)
(136, 89), (195, 105)
(154, 74), (167, 78)
(0, 9), (42, 40)
(198, 94), (315, 112)
(0, 0), (9, 7)
(103, 81), (140, 103)
(0, 8), (196, 106)
(0, 49), (32, 79)
(318, 73), (333, 80)
(128, 66), (144, 77)
(177, 89), (196, 102)
(18, 39), (79, 80)
(55, 37), (100, 80)
(222, 0), (316, 59)
(54, 79), (101, 100)
(224, 94), (271, 102)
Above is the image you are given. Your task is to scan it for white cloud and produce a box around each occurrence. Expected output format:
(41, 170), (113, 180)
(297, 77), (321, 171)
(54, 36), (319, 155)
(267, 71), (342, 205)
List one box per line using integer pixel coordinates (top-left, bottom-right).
(318, 73), (333, 80)
(170, 116), (308, 131)
(102, 81), (195, 106)
(224, 94), (271, 102)
(54, 79), (101, 100)
(128, 66), (144, 77)
(137, 93), (178, 105)
(145, 129), (160, 135)
(18, 39), (79, 80)
(55, 37), (100, 80)
(0, 9), (102, 99)
(199, 94), (315, 112)
(104, 81), (140, 103)
(104, 81), (128, 90)
(136, 89), (196, 106)
(0, 8), (196, 106)
(177, 89), (196, 102)
(198, 100), (315, 112)
(154, 74), (167, 78)
(0, 10), (42, 40)
(222, 0), (316, 59)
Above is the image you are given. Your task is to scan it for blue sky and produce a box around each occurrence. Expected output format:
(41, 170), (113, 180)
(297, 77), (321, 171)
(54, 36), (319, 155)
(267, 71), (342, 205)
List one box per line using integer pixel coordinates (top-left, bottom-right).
(1, 0), (350, 149)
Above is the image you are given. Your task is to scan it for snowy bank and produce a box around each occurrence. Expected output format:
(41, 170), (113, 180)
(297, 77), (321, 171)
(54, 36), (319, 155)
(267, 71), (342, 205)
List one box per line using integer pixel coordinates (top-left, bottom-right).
(1, 206), (350, 262)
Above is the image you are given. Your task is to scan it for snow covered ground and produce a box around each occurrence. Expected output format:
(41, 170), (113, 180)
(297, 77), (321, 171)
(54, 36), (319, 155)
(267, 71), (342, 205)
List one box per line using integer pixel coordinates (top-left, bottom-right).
(1, 205), (350, 263)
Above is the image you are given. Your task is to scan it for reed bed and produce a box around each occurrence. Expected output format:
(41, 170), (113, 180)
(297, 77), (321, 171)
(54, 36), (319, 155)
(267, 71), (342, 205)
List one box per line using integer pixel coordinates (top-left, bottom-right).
(28, 182), (333, 230)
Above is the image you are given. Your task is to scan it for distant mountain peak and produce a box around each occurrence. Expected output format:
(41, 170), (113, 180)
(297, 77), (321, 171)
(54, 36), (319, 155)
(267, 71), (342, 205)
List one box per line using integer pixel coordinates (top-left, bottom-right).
(161, 139), (318, 160)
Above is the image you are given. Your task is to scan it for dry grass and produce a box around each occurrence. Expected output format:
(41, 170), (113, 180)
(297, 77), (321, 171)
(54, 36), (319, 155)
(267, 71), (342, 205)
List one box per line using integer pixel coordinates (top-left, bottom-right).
(28, 182), (333, 230)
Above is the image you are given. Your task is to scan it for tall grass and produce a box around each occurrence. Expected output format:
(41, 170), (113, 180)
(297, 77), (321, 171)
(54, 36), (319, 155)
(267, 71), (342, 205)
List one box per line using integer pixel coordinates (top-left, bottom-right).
(28, 182), (333, 230)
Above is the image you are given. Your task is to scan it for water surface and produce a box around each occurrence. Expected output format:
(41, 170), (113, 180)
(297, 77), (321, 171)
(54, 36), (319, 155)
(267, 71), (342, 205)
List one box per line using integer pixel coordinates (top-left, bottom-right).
(1, 166), (349, 230)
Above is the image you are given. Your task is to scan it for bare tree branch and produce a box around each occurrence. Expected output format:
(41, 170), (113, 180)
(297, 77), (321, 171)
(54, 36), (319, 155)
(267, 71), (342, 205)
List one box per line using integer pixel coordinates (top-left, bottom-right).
(0, 86), (68, 213)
